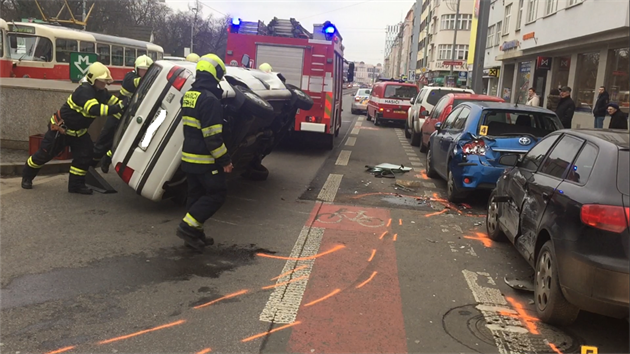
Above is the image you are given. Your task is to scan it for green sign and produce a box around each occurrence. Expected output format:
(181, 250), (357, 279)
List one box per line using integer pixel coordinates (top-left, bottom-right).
(69, 52), (98, 83)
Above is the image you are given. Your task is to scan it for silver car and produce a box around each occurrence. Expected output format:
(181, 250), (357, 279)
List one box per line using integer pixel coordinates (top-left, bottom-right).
(351, 88), (371, 114)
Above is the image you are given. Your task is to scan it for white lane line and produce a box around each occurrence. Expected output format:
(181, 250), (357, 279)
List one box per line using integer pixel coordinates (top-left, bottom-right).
(345, 137), (357, 146)
(317, 173), (343, 202)
(354, 122), (363, 128)
(406, 153), (417, 157)
(350, 127), (360, 135)
(410, 162), (423, 167)
(358, 116), (365, 122)
(408, 157), (421, 161)
(336, 150), (352, 166)
(259, 226), (325, 324)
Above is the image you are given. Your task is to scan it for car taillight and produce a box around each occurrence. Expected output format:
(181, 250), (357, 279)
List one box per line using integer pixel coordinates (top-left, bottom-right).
(115, 162), (134, 184)
(379, 108), (384, 112)
(580, 204), (630, 233)
(306, 116), (323, 123)
(166, 66), (190, 91)
(462, 139), (486, 155)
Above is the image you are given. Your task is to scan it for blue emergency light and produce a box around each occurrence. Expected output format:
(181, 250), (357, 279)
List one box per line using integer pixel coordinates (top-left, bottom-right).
(322, 21), (336, 34)
(231, 18), (241, 26)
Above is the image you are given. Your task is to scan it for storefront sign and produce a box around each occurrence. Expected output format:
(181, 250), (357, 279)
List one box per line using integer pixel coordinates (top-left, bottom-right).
(559, 57), (571, 71)
(489, 68), (500, 77)
(523, 32), (535, 41)
(435, 61), (465, 70)
(500, 40), (520, 51)
(459, 71), (468, 78)
(536, 56), (552, 70)
(519, 61), (531, 73)
(442, 60), (463, 66)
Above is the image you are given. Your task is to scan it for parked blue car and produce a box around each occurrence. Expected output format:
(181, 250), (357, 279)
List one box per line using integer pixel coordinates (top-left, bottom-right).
(425, 102), (563, 201)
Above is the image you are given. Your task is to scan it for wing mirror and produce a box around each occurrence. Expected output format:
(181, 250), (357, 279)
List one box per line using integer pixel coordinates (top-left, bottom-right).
(434, 122), (442, 131)
(241, 54), (250, 68)
(421, 110), (430, 116)
(498, 154), (520, 166)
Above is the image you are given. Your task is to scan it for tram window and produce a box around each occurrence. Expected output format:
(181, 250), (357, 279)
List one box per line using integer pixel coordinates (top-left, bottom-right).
(55, 38), (77, 63)
(112, 45), (123, 66)
(157, 52), (163, 60)
(148, 51), (157, 60)
(80, 42), (95, 53)
(137, 49), (146, 57)
(8, 35), (53, 62)
(125, 47), (136, 66)
(97, 43), (110, 65)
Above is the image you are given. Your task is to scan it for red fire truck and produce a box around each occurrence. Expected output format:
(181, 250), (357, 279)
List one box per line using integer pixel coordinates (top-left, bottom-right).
(225, 17), (346, 149)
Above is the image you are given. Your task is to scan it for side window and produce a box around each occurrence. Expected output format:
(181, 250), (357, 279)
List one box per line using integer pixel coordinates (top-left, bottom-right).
(97, 43), (110, 65)
(112, 45), (123, 66)
(521, 134), (561, 171)
(565, 143), (598, 184)
(431, 98), (448, 119)
(452, 107), (471, 130)
(539, 135), (584, 178)
(443, 106), (464, 129)
(148, 51), (157, 60)
(55, 38), (77, 63)
(80, 42), (95, 53)
(417, 88), (428, 103)
(125, 47), (136, 66)
(137, 49), (146, 57)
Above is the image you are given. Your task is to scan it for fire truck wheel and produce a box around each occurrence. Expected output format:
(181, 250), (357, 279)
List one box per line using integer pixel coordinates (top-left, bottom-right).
(234, 85), (275, 120)
(286, 84), (314, 110)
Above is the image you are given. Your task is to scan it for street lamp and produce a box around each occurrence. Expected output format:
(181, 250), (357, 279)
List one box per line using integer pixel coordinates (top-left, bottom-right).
(190, 7), (199, 54)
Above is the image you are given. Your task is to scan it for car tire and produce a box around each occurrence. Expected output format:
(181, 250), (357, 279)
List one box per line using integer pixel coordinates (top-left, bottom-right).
(286, 84), (314, 111)
(351, 109), (358, 115)
(366, 111), (373, 121)
(425, 145), (438, 178)
(410, 128), (421, 147)
(404, 120), (411, 139)
(234, 85), (275, 120)
(535, 240), (580, 325)
(241, 164), (270, 181)
(446, 170), (462, 202)
(486, 190), (507, 241)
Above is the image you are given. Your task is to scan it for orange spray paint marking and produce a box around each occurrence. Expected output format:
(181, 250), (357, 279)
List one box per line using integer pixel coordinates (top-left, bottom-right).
(241, 321), (301, 342)
(547, 342), (564, 354)
(393, 233), (398, 241)
(379, 231), (388, 240)
(196, 348), (212, 354)
(256, 245), (345, 261)
(45, 346), (76, 354)
(368, 249), (377, 262)
(356, 271), (378, 289)
(505, 297), (540, 335)
(98, 320), (186, 345)
(398, 218), (402, 225)
(463, 235), (492, 248)
(194, 289), (249, 309)
(271, 265), (309, 281)
(386, 218), (392, 227)
(304, 289), (341, 307)
(425, 209), (448, 217)
(262, 275), (309, 290)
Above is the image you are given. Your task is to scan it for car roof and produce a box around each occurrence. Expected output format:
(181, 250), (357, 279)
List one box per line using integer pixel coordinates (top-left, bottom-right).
(466, 101), (553, 113)
(423, 86), (472, 92)
(448, 93), (504, 101)
(564, 129), (630, 149)
(374, 81), (417, 87)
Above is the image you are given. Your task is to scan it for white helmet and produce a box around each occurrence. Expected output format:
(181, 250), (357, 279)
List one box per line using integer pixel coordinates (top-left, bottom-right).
(135, 55), (153, 71)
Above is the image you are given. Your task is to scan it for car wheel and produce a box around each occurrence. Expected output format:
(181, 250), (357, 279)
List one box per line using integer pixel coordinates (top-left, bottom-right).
(410, 127), (421, 147)
(425, 145), (438, 178)
(486, 190), (506, 241)
(286, 84), (314, 110)
(366, 111), (373, 121)
(446, 170), (461, 202)
(234, 85), (275, 120)
(404, 120), (411, 139)
(241, 164), (269, 181)
(535, 241), (580, 325)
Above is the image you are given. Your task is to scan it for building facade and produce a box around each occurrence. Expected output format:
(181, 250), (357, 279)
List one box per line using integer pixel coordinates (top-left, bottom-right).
(484, 0), (629, 123)
(353, 62), (383, 84)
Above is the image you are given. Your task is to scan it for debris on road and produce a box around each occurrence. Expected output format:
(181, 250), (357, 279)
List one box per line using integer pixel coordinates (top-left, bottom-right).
(504, 275), (535, 292)
(426, 238), (437, 243)
(474, 221), (483, 226)
(365, 163), (412, 178)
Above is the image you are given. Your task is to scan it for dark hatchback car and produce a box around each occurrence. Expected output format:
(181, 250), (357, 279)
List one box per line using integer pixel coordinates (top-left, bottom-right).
(486, 129), (629, 325)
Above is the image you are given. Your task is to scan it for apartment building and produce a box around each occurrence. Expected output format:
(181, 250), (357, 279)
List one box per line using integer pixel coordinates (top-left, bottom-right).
(353, 62), (383, 84)
(484, 0), (629, 121)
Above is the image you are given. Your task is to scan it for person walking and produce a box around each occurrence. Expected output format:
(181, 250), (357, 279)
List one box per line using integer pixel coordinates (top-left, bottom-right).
(592, 86), (610, 128)
(555, 86), (576, 129)
(526, 87), (540, 106)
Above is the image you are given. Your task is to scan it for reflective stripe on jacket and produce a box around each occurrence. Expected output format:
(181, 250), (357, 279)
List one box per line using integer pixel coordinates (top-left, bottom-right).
(58, 82), (123, 130)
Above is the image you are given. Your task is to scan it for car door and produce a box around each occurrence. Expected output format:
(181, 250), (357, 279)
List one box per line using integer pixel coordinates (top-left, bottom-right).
(513, 135), (584, 264)
(433, 106), (464, 175)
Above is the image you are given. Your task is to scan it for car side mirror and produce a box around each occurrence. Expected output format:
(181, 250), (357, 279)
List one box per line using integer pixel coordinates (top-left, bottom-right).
(434, 122), (442, 131)
(498, 154), (519, 166)
(241, 54), (250, 68)
(421, 110), (430, 116)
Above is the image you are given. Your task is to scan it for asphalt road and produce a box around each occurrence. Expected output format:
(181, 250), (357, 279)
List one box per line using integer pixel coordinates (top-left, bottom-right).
(1, 93), (628, 354)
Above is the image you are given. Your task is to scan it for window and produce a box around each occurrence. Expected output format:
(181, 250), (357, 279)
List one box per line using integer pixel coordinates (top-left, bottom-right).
(481, 110), (562, 137)
(112, 45), (123, 66)
(526, 0), (537, 23)
(487, 25), (495, 48)
(384, 85), (417, 99)
(55, 38), (77, 63)
(495, 21), (502, 45)
(137, 49), (146, 57)
(575, 52), (600, 112)
(545, 0), (558, 15)
(148, 51), (157, 61)
(125, 47), (136, 67)
(452, 107), (471, 130)
(430, 97), (450, 119)
(80, 41), (94, 53)
(441, 14), (456, 30)
(539, 135), (583, 178)
(441, 14), (472, 30)
(568, 0), (582, 5)
(457, 14), (472, 30)
(605, 48), (629, 114)
(521, 134), (560, 171)
(97, 43), (110, 65)
(455, 44), (469, 60)
(0, 30), (3, 58)
(438, 44), (452, 60)
(443, 106), (464, 129)
(516, 0), (524, 29)
(503, 4), (512, 34)
(566, 143), (598, 184)
(7, 34), (53, 62)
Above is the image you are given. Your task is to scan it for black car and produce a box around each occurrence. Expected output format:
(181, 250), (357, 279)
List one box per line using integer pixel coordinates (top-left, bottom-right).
(486, 129), (629, 325)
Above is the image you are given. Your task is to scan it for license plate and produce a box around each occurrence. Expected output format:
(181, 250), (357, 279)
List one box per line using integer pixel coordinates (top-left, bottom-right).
(394, 110), (406, 114)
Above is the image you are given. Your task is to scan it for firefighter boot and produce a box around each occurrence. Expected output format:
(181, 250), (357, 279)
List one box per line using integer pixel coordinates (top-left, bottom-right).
(176, 222), (205, 251)
(21, 162), (39, 189)
(100, 153), (112, 174)
(68, 174), (93, 195)
(21, 178), (33, 189)
(199, 232), (215, 246)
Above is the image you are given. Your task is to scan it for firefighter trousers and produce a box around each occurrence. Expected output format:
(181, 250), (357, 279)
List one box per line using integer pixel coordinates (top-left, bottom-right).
(92, 115), (120, 164)
(182, 170), (227, 231)
(23, 126), (94, 189)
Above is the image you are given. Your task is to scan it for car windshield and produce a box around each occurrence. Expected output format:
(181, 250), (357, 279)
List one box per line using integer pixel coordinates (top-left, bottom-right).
(356, 89), (371, 97)
(480, 110), (562, 138)
(452, 98), (500, 107)
(384, 85), (417, 99)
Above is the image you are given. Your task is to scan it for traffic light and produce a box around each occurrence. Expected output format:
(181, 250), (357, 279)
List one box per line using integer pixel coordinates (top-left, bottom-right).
(347, 62), (355, 82)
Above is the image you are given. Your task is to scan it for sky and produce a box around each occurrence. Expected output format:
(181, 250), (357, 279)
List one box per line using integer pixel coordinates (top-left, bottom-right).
(164, 0), (416, 65)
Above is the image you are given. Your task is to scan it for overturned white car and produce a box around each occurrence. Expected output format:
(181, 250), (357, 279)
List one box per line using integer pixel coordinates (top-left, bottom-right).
(110, 59), (313, 203)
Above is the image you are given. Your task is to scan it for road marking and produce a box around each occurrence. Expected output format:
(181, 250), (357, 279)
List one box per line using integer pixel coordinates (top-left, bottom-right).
(410, 161), (423, 167)
(354, 122), (363, 128)
(408, 157), (421, 161)
(260, 227), (325, 323)
(317, 174), (343, 202)
(406, 153), (416, 157)
(335, 150), (352, 166)
(345, 137), (356, 146)
(358, 116), (365, 122)
(350, 127), (360, 135)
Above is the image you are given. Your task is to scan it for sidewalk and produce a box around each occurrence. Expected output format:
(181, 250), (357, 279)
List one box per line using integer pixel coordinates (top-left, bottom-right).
(0, 147), (71, 177)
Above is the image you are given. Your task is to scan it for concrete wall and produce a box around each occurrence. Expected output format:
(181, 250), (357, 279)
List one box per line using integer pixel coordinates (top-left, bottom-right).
(0, 78), (120, 150)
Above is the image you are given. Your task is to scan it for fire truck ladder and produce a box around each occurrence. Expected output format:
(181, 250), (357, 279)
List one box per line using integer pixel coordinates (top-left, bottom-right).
(266, 17), (312, 39)
(236, 20), (267, 35)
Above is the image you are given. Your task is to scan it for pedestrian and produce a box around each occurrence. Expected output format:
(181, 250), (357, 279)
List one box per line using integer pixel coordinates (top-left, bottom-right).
(22, 62), (124, 194)
(606, 103), (628, 130)
(177, 53), (233, 251)
(546, 88), (561, 111)
(592, 86), (610, 128)
(555, 86), (575, 129)
(526, 87), (540, 106)
(93, 55), (153, 173)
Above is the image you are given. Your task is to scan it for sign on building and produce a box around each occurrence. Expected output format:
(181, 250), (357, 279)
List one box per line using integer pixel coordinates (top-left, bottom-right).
(69, 52), (98, 83)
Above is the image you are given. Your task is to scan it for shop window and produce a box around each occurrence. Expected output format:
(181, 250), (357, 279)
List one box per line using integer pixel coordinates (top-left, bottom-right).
(97, 43), (110, 65)
(80, 42), (95, 53)
(574, 52), (599, 112)
(112, 45), (123, 66)
(551, 57), (570, 90)
(55, 38), (77, 63)
(605, 48), (630, 114)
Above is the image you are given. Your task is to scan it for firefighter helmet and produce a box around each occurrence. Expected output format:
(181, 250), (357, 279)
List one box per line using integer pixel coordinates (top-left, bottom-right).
(259, 63), (273, 73)
(135, 55), (153, 71)
(86, 62), (113, 85)
(186, 53), (200, 63)
(196, 54), (226, 81)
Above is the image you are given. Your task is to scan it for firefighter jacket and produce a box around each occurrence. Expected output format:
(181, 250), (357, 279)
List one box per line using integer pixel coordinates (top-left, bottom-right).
(180, 72), (231, 174)
(120, 71), (141, 99)
(56, 82), (123, 136)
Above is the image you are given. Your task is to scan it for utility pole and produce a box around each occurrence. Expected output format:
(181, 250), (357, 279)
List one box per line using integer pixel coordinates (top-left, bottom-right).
(471, 0), (491, 94)
(190, 6), (199, 54)
(449, 0), (462, 78)
(82, 0), (86, 30)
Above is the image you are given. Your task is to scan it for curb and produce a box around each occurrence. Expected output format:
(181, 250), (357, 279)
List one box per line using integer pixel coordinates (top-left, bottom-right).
(1, 160), (72, 177)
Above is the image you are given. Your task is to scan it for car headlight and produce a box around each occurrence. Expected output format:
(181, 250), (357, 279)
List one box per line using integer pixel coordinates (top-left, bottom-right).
(139, 108), (167, 151)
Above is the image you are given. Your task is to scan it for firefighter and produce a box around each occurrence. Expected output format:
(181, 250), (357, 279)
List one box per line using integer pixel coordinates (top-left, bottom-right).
(258, 63), (273, 73)
(186, 53), (200, 63)
(93, 54), (153, 173)
(177, 53), (232, 251)
(22, 62), (124, 194)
